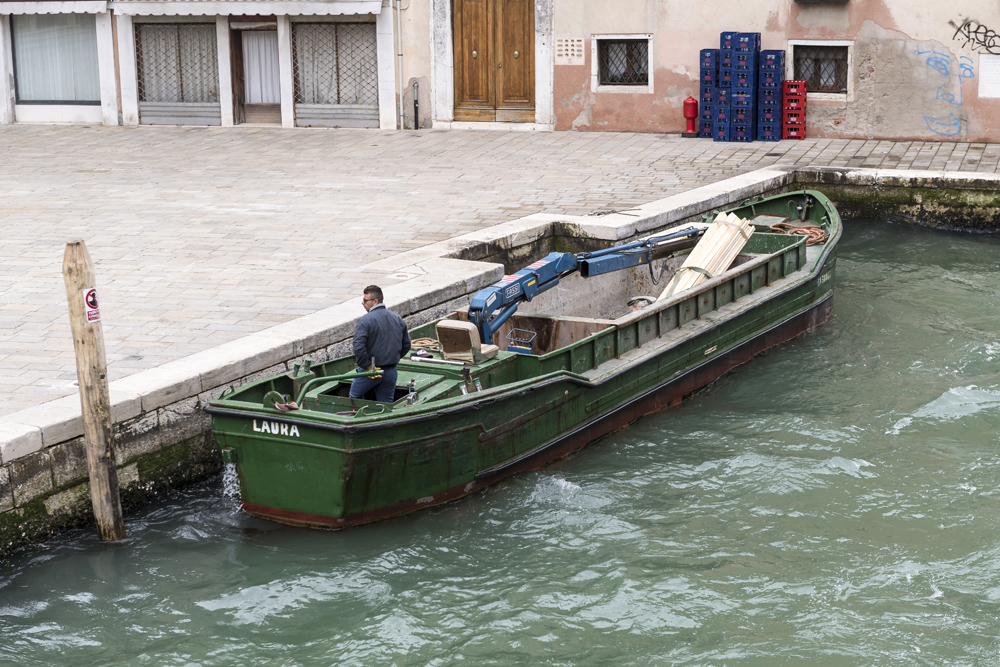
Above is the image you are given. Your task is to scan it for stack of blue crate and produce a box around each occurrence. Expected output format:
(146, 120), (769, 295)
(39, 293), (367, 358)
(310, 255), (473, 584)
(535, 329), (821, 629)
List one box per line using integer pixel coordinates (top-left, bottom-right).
(731, 32), (760, 142)
(699, 49), (719, 138)
(713, 32), (738, 142)
(713, 86), (731, 141)
(757, 50), (785, 141)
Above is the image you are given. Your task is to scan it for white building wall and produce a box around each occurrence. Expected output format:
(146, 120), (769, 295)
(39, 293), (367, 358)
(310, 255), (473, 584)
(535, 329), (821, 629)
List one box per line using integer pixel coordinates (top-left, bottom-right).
(116, 13), (139, 125)
(376, 7), (397, 129)
(429, 0), (452, 124)
(277, 15), (294, 128)
(95, 11), (119, 125)
(0, 15), (13, 124)
(216, 16), (234, 127)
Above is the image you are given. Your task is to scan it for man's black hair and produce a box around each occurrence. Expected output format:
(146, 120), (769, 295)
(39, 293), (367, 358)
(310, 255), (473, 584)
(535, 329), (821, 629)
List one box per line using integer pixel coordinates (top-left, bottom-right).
(364, 285), (384, 303)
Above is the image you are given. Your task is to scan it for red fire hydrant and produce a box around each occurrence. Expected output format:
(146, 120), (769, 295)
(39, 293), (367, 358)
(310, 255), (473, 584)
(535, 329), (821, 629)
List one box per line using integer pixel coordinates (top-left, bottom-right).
(682, 97), (699, 137)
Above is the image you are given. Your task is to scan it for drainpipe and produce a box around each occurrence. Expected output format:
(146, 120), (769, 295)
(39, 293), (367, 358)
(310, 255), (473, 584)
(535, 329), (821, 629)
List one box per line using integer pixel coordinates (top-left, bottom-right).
(395, 0), (404, 129)
(413, 81), (419, 130)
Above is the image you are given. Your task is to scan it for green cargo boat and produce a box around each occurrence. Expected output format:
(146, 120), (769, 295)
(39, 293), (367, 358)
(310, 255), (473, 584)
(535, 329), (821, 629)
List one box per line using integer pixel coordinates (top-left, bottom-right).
(207, 190), (841, 529)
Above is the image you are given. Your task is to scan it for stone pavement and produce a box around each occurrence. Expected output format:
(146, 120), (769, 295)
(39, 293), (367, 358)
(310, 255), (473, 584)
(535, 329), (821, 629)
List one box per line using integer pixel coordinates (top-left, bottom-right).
(2, 124), (999, 417)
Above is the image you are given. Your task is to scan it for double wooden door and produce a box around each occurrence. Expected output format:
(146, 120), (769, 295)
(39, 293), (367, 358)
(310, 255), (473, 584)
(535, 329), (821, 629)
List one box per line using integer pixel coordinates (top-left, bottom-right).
(453, 0), (534, 122)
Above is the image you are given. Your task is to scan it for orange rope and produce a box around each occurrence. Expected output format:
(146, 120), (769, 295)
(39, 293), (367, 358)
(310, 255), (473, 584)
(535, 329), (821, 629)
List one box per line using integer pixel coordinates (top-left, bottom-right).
(769, 222), (828, 246)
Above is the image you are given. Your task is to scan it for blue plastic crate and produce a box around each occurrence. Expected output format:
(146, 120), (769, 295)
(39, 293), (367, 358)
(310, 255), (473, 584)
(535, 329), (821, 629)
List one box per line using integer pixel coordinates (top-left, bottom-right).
(735, 51), (758, 69)
(735, 33), (761, 53)
(757, 121), (780, 141)
(715, 87), (731, 106)
(759, 50), (785, 71)
(757, 102), (781, 122)
(732, 123), (755, 141)
(720, 31), (739, 50)
(713, 121), (731, 142)
(759, 70), (783, 88)
(700, 120), (714, 138)
(734, 70), (757, 87)
(719, 67), (734, 86)
(732, 83), (755, 96)
(732, 91), (755, 108)
(701, 107), (714, 122)
(759, 88), (781, 104)
(701, 68), (718, 85)
(700, 49), (720, 69)
(713, 104), (731, 122)
(701, 85), (714, 102)
(732, 106), (755, 124)
(720, 50), (733, 67)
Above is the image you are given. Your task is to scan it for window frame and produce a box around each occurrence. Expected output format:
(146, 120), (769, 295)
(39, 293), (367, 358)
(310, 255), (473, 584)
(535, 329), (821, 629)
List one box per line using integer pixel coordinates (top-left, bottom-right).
(788, 39), (853, 103)
(591, 34), (653, 94)
(10, 13), (101, 106)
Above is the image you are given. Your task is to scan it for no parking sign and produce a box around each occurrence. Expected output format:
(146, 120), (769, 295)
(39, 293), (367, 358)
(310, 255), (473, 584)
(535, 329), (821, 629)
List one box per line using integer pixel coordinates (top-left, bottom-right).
(83, 288), (100, 323)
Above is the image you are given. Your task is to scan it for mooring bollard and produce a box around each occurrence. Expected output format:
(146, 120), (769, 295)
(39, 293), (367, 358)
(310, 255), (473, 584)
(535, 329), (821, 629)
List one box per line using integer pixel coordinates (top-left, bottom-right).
(62, 240), (126, 541)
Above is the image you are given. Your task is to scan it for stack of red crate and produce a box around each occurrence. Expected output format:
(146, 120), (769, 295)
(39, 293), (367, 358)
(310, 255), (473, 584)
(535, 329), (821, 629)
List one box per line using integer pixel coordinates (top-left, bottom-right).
(782, 80), (806, 140)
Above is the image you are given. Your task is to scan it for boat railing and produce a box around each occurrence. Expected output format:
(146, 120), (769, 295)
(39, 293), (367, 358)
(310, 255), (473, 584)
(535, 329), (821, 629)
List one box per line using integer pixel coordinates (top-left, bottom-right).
(518, 230), (818, 379)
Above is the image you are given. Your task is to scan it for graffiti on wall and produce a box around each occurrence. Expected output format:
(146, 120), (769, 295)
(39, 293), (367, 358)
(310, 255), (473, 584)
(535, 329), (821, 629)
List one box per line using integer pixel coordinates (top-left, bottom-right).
(916, 50), (974, 136)
(949, 18), (1000, 54)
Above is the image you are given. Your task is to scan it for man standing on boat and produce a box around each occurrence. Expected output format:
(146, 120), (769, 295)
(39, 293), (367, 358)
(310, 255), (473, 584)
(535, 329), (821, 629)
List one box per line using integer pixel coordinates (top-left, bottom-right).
(350, 285), (411, 402)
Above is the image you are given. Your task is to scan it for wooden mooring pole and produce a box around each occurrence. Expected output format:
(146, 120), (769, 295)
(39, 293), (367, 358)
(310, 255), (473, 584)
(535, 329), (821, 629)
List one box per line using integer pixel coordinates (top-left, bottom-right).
(63, 240), (126, 541)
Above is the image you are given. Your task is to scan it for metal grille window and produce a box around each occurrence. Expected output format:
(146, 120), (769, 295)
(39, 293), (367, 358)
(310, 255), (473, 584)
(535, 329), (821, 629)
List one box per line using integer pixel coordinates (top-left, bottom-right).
(597, 39), (649, 86)
(292, 23), (378, 106)
(135, 24), (219, 103)
(794, 45), (848, 93)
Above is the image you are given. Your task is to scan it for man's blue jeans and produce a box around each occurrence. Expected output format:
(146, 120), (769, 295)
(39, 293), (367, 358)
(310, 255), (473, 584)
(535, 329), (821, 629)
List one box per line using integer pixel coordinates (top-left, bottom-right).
(349, 367), (398, 403)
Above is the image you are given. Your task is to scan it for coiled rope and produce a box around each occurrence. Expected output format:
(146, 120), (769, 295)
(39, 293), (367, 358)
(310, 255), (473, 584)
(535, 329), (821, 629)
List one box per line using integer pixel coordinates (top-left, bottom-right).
(411, 337), (441, 352)
(768, 221), (828, 246)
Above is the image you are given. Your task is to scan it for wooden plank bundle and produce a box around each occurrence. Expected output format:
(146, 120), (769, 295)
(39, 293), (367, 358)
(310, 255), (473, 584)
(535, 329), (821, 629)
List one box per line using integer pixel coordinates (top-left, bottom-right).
(658, 212), (754, 300)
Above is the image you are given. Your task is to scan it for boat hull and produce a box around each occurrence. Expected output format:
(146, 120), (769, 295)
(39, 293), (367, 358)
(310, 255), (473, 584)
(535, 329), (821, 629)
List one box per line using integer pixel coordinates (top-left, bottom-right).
(237, 294), (832, 529)
(209, 190), (842, 530)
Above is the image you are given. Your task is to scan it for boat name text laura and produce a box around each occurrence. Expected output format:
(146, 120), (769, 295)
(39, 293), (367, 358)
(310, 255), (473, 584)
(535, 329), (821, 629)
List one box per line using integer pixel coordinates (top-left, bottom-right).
(252, 420), (301, 437)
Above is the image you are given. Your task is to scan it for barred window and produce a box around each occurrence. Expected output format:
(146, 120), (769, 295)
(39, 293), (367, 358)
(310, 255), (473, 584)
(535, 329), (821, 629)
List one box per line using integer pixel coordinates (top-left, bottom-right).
(794, 45), (848, 94)
(135, 24), (219, 103)
(292, 23), (378, 106)
(597, 39), (649, 86)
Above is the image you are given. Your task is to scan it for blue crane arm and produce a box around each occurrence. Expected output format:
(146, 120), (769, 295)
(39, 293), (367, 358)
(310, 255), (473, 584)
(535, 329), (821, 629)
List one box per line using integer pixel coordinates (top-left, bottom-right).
(468, 252), (578, 344)
(467, 227), (705, 344)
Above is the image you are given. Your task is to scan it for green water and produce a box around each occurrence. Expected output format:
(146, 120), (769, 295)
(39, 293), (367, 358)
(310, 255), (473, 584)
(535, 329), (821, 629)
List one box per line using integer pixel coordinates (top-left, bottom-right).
(2, 220), (1000, 666)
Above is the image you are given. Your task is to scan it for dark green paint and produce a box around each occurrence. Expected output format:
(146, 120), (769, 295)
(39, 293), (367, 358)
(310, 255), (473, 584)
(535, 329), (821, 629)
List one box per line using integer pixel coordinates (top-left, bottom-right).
(209, 191), (842, 527)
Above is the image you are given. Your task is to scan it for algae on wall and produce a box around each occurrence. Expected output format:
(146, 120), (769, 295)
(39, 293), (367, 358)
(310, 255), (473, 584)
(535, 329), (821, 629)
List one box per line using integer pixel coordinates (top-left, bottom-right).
(811, 184), (1000, 232)
(0, 433), (221, 557)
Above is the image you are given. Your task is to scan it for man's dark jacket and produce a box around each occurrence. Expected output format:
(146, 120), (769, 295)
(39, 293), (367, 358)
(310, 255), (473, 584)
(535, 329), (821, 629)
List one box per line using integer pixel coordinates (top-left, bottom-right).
(353, 303), (411, 369)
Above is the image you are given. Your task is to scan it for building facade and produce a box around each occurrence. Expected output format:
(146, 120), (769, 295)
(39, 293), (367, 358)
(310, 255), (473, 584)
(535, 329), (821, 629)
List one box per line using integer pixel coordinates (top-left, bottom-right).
(1, 0), (397, 128)
(4, 0), (1000, 141)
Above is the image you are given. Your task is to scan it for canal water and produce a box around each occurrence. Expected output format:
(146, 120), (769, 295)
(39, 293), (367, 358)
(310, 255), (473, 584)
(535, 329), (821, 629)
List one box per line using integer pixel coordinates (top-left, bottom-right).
(2, 219), (1000, 666)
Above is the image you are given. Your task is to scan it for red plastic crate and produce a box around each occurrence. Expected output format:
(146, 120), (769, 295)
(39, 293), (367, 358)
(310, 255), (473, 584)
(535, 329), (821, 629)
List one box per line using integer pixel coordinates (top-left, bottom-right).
(783, 80), (806, 95)
(783, 110), (804, 124)
(782, 123), (805, 140)
(783, 94), (806, 111)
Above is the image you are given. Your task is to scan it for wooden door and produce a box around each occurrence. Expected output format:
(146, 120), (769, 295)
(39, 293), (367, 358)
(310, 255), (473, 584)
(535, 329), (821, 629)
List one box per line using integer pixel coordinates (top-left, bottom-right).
(230, 29), (246, 124)
(454, 0), (534, 122)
